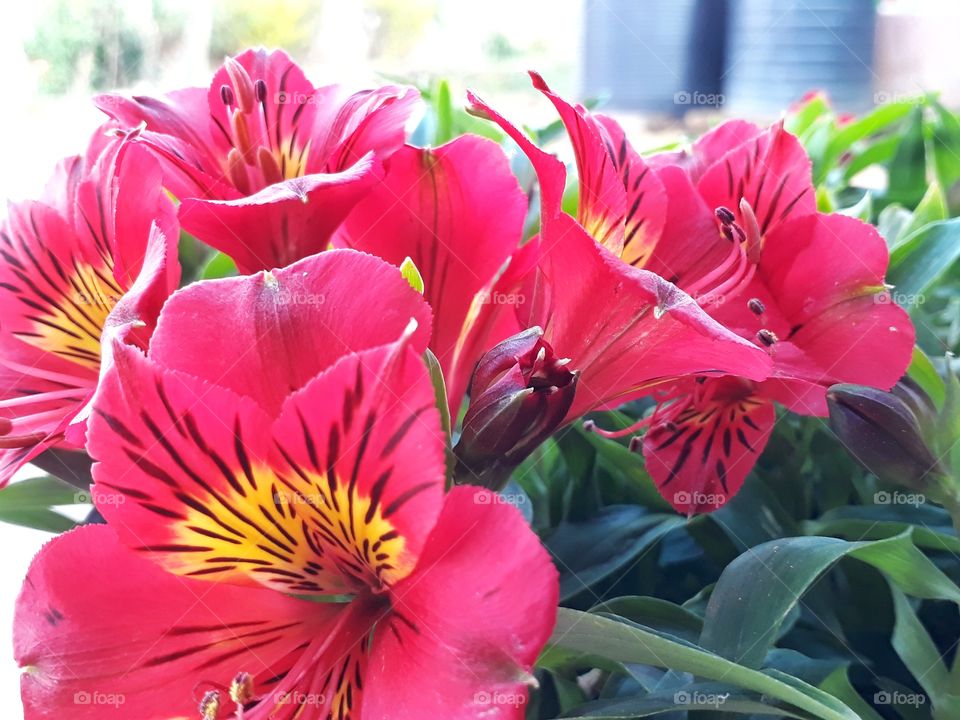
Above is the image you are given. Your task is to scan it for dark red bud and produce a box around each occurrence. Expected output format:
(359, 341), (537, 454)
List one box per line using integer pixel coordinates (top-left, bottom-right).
(827, 383), (943, 491)
(454, 327), (577, 489)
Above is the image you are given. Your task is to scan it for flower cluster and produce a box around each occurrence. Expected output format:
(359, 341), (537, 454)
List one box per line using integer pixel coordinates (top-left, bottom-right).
(4, 50), (913, 718)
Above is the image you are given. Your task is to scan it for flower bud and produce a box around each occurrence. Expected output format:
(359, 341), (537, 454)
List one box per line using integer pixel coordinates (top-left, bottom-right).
(827, 382), (944, 491)
(454, 327), (577, 490)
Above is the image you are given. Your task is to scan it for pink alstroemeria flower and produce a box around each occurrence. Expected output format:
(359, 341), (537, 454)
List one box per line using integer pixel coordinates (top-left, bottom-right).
(16, 250), (558, 719)
(491, 73), (914, 513)
(465, 89), (773, 434)
(0, 131), (179, 484)
(97, 48), (420, 273)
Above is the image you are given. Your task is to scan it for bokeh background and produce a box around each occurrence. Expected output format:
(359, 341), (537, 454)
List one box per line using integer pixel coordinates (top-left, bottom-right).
(1, 0), (958, 711)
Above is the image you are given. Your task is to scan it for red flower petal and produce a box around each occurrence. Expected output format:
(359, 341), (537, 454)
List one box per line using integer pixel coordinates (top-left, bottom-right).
(336, 136), (526, 414)
(640, 165), (727, 287)
(758, 213), (914, 410)
(178, 156), (382, 273)
(363, 486), (558, 719)
(528, 215), (771, 419)
(91, 332), (444, 595)
(643, 378), (776, 514)
(686, 119), (764, 181)
(147, 250), (432, 415)
(99, 48), (420, 272)
(16, 525), (336, 720)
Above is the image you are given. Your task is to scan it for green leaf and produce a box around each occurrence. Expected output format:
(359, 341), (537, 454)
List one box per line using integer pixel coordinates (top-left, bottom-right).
(399, 256), (425, 294)
(837, 191), (872, 221)
(422, 348), (453, 481)
(889, 218), (960, 298)
(885, 106), (929, 209)
(908, 346), (946, 409)
(546, 508), (683, 601)
(899, 182), (949, 243)
(820, 667), (885, 720)
(546, 609), (860, 720)
(928, 100), (960, 203)
(817, 101), (915, 185)
(786, 93), (831, 138)
(433, 79), (454, 145)
(889, 585), (949, 702)
(590, 596), (704, 643)
(0, 475), (80, 532)
(699, 532), (960, 670)
(842, 134), (902, 183)
(804, 505), (960, 554)
(877, 204), (915, 248)
(199, 251), (238, 280)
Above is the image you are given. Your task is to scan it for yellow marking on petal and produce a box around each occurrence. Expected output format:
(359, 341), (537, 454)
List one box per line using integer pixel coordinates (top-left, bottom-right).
(164, 465), (411, 594)
(16, 263), (122, 370)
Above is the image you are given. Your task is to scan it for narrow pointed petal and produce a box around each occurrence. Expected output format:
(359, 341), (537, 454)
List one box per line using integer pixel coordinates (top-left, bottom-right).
(147, 249), (432, 415)
(466, 89), (568, 225)
(594, 114), (668, 266)
(531, 215), (771, 419)
(336, 136), (526, 413)
(16, 525), (338, 720)
(364, 486), (558, 719)
(643, 379), (776, 514)
(529, 72), (627, 255)
(95, 88), (231, 202)
(178, 155), (381, 273)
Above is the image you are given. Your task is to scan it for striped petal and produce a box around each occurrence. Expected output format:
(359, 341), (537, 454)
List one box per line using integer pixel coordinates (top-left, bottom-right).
(696, 121), (816, 240)
(16, 525), (337, 720)
(89, 333), (444, 596)
(643, 378), (776, 514)
(0, 134), (178, 484)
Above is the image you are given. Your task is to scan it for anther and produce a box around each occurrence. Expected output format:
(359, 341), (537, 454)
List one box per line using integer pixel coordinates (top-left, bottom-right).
(715, 206), (735, 224)
(0, 418), (11, 436)
(219, 84), (234, 106)
(254, 79), (267, 104)
(628, 436), (642, 452)
(230, 672), (255, 704)
(747, 298), (765, 315)
(757, 329), (778, 347)
(199, 690), (220, 720)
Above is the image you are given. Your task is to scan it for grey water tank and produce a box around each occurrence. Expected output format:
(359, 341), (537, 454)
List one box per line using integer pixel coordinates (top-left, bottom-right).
(582, 0), (727, 115)
(723, 0), (877, 115)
